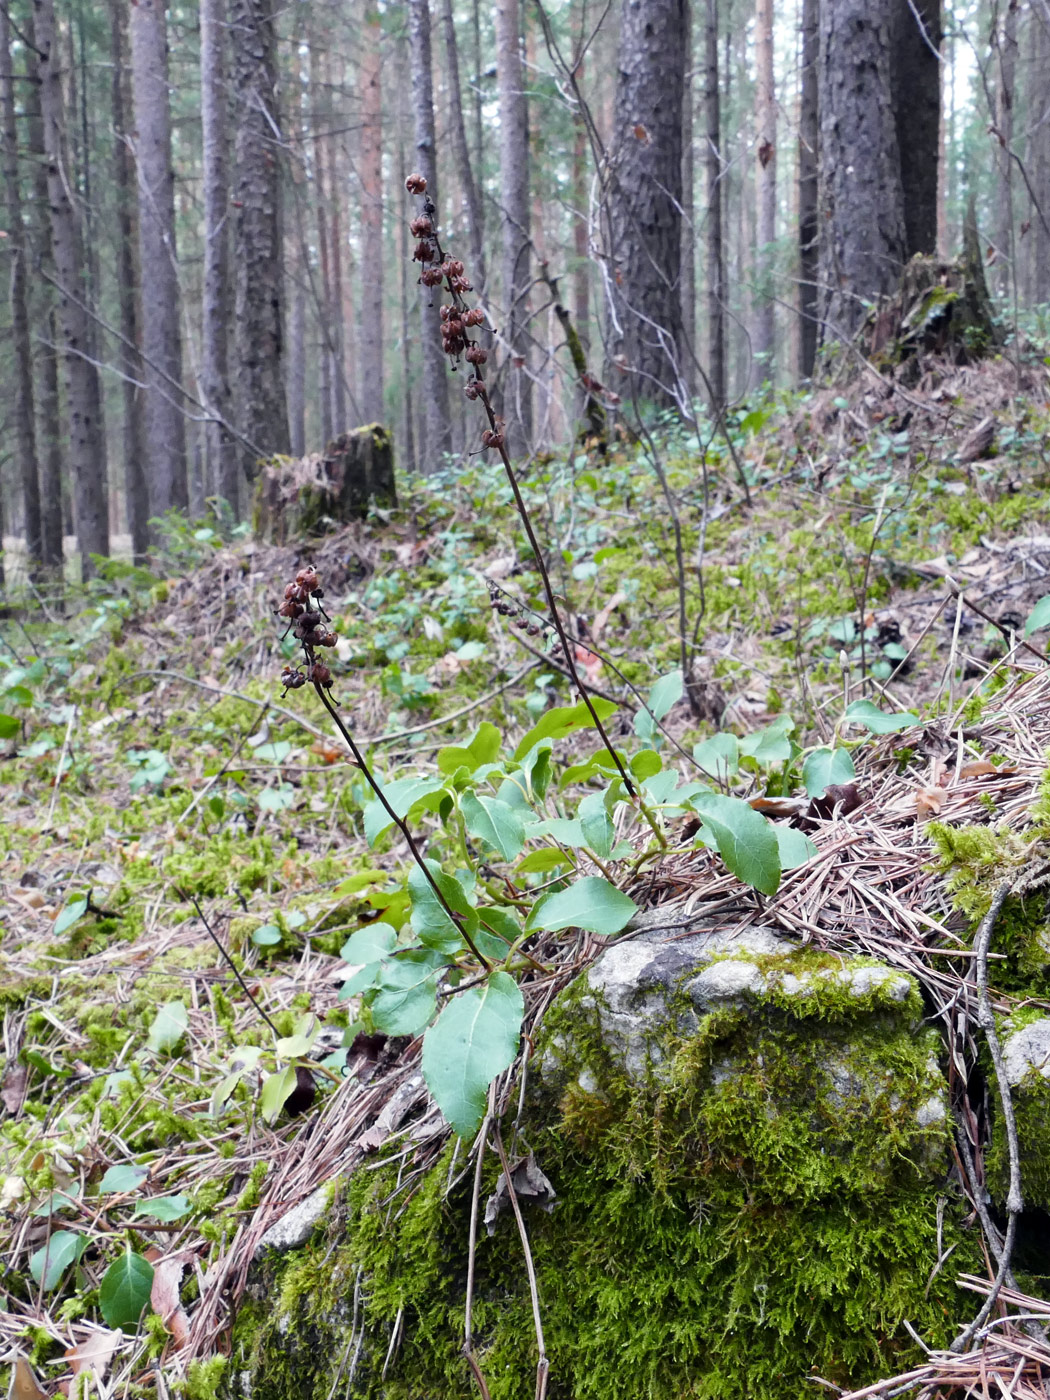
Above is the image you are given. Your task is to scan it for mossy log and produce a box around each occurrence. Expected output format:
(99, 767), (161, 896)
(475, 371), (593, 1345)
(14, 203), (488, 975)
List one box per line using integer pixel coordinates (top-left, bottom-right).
(253, 425), (396, 545)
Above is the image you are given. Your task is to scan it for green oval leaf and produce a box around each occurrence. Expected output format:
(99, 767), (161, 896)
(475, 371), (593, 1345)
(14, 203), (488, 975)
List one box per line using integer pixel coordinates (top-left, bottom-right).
(371, 949), (444, 1035)
(460, 792), (525, 862)
(340, 922), (398, 965)
(363, 776), (446, 846)
(146, 1001), (189, 1054)
(1026, 595), (1050, 636)
(29, 1230), (88, 1289)
(260, 1065), (299, 1124)
(514, 698), (618, 761)
(408, 860), (478, 954)
(842, 699), (918, 734)
(739, 715), (796, 766)
(99, 1249), (155, 1329)
(132, 1194), (191, 1222)
(251, 924), (282, 947)
(692, 732), (739, 781)
(801, 747), (857, 798)
(690, 793), (781, 896)
(525, 876), (637, 935)
(99, 1165), (148, 1194)
(0, 712), (20, 739)
(54, 894), (89, 937)
(421, 972), (524, 1136)
(776, 825), (818, 872)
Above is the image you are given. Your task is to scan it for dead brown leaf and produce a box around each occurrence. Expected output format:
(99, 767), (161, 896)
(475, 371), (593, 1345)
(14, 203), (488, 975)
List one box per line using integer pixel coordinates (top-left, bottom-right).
(66, 1329), (120, 1381)
(1, 1061), (28, 1117)
(9, 1358), (47, 1400)
(915, 787), (944, 817)
(150, 1249), (196, 1350)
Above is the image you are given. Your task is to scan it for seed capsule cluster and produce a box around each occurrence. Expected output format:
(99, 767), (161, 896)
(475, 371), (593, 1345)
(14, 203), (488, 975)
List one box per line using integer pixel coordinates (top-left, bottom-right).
(405, 172), (497, 436)
(485, 579), (572, 659)
(278, 565), (337, 691)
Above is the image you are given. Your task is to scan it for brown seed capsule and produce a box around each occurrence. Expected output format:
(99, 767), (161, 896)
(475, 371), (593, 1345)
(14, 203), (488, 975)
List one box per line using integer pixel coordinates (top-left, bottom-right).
(296, 567), (321, 592)
(464, 308), (484, 327)
(450, 275), (472, 293)
(278, 598), (304, 619)
(447, 258), (465, 277)
(420, 267), (443, 287)
(413, 239), (436, 263)
(409, 216), (433, 237)
(440, 304), (453, 321)
(464, 380), (481, 400)
(310, 662), (332, 687)
(465, 345), (487, 365)
(405, 173), (427, 194)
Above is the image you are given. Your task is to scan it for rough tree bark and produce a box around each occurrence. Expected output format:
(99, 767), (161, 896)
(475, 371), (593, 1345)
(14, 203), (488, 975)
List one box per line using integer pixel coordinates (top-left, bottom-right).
(358, 0), (385, 425)
(704, 0), (726, 407)
(108, 0), (148, 561)
(797, 0), (818, 378)
(200, 0), (236, 509)
(818, 0), (907, 340)
(230, 0), (290, 476)
(0, 0), (42, 571)
(439, 0), (485, 289)
(679, 0), (696, 401)
(752, 0), (775, 386)
(607, 0), (687, 410)
(1031, 8), (1050, 305)
(32, 0), (109, 580)
(990, 0), (1018, 296)
(23, 12), (62, 569)
(407, 0), (453, 468)
(495, 0), (533, 452)
(130, 0), (188, 517)
(892, 0), (941, 260)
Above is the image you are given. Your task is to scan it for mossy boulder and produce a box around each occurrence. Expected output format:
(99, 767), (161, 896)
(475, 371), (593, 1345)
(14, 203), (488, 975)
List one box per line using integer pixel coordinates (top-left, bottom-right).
(228, 921), (978, 1400)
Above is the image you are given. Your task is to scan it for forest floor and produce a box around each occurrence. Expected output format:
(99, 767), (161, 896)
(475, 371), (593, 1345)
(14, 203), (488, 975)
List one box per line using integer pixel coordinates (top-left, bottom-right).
(4, 346), (1050, 1397)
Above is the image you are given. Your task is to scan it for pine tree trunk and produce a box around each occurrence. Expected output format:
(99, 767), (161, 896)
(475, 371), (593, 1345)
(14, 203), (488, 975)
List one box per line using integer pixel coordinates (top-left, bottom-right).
(309, 37), (334, 447)
(439, 0), (485, 289)
(818, 0), (906, 340)
(495, 0), (533, 451)
(130, 0), (188, 518)
(23, 13), (63, 570)
(108, 0), (148, 561)
(704, 0), (726, 407)
(407, 0), (453, 468)
(32, 0), (109, 580)
(230, 0), (290, 476)
(797, 0), (818, 378)
(991, 1), (1018, 298)
(891, 0), (941, 260)
(752, 0), (775, 386)
(607, 0), (687, 410)
(1030, 8), (1050, 305)
(571, 59), (591, 352)
(1, 1), (43, 573)
(679, 0), (697, 401)
(200, 0), (236, 511)
(358, 1), (385, 425)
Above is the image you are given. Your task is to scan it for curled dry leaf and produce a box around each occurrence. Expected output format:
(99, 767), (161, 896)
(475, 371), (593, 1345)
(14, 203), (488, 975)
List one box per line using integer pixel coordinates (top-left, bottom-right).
(484, 1151), (557, 1235)
(915, 787), (945, 818)
(807, 783), (862, 821)
(957, 758), (1015, 781)
(749, 796), (808, 819)
(149, 1248), (196, 1349)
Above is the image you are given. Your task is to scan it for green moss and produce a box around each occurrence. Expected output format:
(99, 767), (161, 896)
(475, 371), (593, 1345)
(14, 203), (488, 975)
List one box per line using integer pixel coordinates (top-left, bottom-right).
(230, 950), (977, 1400)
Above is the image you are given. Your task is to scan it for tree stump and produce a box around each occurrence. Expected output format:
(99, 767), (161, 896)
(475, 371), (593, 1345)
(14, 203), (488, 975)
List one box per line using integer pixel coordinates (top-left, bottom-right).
(253, 425), (396, 544)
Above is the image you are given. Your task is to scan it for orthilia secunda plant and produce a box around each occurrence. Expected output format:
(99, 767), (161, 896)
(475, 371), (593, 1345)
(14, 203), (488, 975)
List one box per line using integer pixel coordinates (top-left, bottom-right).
(405, 171), (647, 809)
(276, 563), (493, 970)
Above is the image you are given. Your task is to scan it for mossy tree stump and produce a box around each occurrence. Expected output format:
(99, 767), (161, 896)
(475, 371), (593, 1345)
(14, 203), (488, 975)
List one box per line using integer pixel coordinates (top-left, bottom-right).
(253, 425), (396, 544)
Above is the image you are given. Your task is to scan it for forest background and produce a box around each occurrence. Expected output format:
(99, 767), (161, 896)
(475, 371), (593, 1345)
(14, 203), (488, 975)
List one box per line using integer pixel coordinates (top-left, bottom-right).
(0, 0), (1048, 581)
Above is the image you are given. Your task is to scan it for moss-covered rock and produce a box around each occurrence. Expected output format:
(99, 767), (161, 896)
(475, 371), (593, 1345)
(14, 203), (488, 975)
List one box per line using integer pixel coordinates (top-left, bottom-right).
(228, 923), (977, 1400)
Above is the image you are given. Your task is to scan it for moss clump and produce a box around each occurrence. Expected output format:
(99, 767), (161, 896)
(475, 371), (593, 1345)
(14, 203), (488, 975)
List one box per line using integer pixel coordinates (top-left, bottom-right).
(230, 950), (977, 1400)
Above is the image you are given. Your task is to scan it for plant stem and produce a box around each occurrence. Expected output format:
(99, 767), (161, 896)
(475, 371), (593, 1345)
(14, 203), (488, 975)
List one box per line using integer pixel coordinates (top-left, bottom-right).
(312, 681), (492, 971)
